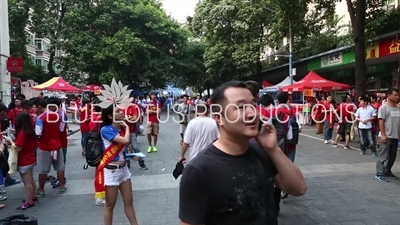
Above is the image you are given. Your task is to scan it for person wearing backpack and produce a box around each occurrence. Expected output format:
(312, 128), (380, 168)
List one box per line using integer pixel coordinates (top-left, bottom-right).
(272, 93), (301, 205)
(98, 105), (139, 225)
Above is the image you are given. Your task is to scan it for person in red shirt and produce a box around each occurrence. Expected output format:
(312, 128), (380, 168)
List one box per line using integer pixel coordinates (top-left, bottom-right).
(125, 100), (148, 170)
(34, 98), (66, 197)
(146, 92), (161, 153)
(8, 97), (23, 127)
(322, 96), (334, 144)
(331, 96), (355, 149)
(312, 96), (324, 134)
(13, 112), (37, 210)
(79, 99), (91, 155)
(256, 94), (274, 119)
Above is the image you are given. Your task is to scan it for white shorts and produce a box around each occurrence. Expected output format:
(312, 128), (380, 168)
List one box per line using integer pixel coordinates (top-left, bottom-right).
(18, 163), (35, 174)
(104, 166), (131, 186)
(179, 124), (187, 134)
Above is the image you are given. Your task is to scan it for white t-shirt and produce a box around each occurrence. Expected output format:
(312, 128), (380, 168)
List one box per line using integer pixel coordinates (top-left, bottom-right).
(183, 116), (219, 163)
(355, 106), (376, 129)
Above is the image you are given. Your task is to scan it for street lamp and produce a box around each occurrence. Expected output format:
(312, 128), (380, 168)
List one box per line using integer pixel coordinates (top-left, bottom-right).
(263, 7), (294, 84)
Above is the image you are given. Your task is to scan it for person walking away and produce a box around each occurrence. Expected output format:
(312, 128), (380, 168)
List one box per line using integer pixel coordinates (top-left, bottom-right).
(322, 96), (334, 144)
(179, 81), (306, 225)
(11, 112), (37, 210)
(80, 99), (91, 156)
(313, 96), (324, 134)
(355, 96), (377, 156)
(370, 94), (381, 147)
(52, 102), (69, 188)
(375, 87), (400, 182)
(35, 98), (66, 197)
(146, 92), (161, 153)
(98, 105), (139, 225)
(331, 96), (355, 149)
(177, 95), (194, 145)
(125, 99), (148, 170)
(178, 101), (219, 164)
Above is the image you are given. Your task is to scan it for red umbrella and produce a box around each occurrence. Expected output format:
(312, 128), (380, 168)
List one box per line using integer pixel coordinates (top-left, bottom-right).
(82, 84), (104, 92)
(33, 77), (81, 93)
(280, 71), (350, 92)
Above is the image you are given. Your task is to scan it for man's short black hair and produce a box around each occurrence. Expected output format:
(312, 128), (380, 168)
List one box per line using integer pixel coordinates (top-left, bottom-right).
(245, 80), (259, 98)
(20, 100), (30, 108)
(258, 94), (274, 106)
(360, 96), (369, 102)
(276, 92), (288, 104)
(316, 95), (322, 101)
(341, 95), (347, 103)
(211, 81), (247, 111)
(47, 97), (61, 106)
(16, 93), (26, 100)
(181, 94), (189, 99)
(386, 87), (399, 96)
(0, 103), (7, 113)
(370, 94), (377, 101)
(35, 98), (47, 108)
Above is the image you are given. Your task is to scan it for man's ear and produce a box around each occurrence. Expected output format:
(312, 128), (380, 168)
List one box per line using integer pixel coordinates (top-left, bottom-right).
(213, 113), (223, 127)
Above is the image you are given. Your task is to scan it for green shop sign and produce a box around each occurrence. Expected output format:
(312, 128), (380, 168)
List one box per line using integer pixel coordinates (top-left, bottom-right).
(366, 64), (386, 74)
(307, 51), (355, 70)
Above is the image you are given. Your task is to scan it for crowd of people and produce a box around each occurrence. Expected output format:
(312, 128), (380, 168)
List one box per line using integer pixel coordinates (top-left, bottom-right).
(0, 83), (398, 225)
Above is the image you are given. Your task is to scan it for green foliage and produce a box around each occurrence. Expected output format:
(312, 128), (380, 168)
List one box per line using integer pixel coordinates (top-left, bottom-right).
(8, 0), (48, 82)
(366, 6), (400, 37)
(190, 0), (272, 81)
(172, 37), (210, 93)
(60, 0), (188, 89)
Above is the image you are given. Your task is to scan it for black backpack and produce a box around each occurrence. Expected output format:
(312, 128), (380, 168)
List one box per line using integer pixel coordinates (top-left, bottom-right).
(83, 124), (103, 170)
(271, 112), (289, 155)
(287, 113), (299, 145)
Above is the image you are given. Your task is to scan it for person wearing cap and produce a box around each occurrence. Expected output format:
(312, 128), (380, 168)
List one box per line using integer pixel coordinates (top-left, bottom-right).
(146, 92), (161, 153)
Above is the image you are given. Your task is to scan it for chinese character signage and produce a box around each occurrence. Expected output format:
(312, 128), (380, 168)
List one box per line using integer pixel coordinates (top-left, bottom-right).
(7, 57), (24, 73)
(303, 89), (313, 97)
(379, 35), (400, 57)
(321, 52), (343, 67)
(366, 41), (379, 59)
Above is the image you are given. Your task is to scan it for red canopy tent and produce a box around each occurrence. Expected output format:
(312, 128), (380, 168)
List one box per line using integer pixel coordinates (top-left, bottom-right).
(82, 84), (104, 92)
(261, 80), (272, 88)
(33, 77), (81, 93)
(280, 71), (350, 92)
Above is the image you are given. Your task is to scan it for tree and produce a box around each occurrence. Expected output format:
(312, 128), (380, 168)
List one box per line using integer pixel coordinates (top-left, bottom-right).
(29, 0), (72, 77)
(190, 0), (272, 83)
(8, 0), (49, 82)
(60, 0), (188, 88)
(366, 6), (400, 37)
(173, 37), (211, 94)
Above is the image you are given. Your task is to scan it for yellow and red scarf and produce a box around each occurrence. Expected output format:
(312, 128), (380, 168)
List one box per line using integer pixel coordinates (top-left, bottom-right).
(94, 131), (125, 199)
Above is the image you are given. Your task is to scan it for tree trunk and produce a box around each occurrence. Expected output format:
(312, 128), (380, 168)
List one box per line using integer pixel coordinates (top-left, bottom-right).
(354, 0), (367, 98)
(256, 60), (262, 84)
(47, 52), (56, 76)
(347, 0), (367, 98)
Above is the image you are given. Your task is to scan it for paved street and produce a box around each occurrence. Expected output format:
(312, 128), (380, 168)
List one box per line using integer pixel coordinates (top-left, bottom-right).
(1, 116), (399, 225)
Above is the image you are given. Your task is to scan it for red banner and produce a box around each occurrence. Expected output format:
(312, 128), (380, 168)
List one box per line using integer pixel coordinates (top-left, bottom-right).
(379, 36), (400, 57)
(7, 57), (24, 73)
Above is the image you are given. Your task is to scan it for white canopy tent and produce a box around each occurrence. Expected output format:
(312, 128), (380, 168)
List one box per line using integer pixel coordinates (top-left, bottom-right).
(263, 76), (293, 92)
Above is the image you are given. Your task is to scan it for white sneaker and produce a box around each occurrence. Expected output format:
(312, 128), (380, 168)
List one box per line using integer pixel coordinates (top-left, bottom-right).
(95, 198), (105, 206)
(324, 140), (328, 144)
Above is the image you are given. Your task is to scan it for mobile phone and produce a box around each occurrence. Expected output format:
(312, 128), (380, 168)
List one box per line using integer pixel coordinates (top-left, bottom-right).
(258, 119), (264, 134)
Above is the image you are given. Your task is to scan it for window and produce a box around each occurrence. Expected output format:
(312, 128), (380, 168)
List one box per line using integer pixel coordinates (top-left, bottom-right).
(35, 59), (42, 66)
(26, 33), (35, 45)
(35, 40), (42, 50)
(28, 54), (35, 63)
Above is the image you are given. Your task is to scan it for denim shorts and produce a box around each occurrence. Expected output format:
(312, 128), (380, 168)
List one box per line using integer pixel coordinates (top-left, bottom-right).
(81, 132), (90, 147)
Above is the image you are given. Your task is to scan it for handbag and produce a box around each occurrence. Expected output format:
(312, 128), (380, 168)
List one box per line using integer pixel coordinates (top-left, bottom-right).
(7, 144), (18, 174)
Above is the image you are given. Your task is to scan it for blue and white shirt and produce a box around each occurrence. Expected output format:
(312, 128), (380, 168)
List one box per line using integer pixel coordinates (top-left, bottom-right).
(100, 125), (125, 161)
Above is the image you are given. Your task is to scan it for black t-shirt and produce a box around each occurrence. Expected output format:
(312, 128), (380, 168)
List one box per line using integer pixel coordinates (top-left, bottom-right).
(179, 144), (278, 225)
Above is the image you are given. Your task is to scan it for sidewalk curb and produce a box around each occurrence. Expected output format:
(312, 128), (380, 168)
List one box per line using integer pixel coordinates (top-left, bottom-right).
(67, 129), (81, 137)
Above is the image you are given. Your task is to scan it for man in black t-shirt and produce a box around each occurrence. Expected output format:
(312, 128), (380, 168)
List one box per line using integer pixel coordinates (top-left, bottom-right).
(179, 81), (307, 225)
